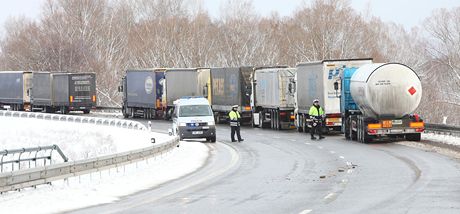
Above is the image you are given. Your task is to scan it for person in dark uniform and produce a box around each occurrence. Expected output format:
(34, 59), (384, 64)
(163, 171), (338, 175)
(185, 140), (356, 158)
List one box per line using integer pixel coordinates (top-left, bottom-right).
(229, 105), (244, 142)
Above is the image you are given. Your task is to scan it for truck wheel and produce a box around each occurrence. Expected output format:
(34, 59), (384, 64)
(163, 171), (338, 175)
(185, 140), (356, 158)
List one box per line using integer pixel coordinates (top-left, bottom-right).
(406, 133), (421, 141)
(83, 109), (90, 114)
(215, 113), (221, 124)
(297, 115), (303, 132)
(122, 107), (129, 118)
(259, 112), (264, 128)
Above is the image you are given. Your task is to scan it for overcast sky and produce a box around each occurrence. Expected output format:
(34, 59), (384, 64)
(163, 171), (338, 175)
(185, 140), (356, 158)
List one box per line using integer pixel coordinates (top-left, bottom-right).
(0, 0), (459, 32)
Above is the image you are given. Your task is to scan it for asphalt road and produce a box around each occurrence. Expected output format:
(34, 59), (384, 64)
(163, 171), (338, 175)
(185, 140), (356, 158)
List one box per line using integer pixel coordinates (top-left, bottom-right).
(70, 119), (460, 214)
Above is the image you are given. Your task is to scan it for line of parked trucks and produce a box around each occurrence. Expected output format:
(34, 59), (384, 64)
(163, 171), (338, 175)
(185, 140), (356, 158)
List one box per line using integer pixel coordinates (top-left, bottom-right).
(0, 71), (96, 114)
(0, 58), (424, 143)
(119, 58), (425, 143)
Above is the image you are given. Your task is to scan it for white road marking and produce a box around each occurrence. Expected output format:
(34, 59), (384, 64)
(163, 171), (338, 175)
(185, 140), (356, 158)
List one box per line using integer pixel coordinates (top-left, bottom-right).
(329, 151), (336, 154)
(290, 139), (297, 142)
(305, 142), (311, 145)
(346, 161), (352, 166)
(318, 146), (323, 149)
(347, 169), (353, 174)
(339, 156), (345, 159)
(299, 209), (313, 214)
(273, 136), (281, 139)
(324, 193), (336, 200)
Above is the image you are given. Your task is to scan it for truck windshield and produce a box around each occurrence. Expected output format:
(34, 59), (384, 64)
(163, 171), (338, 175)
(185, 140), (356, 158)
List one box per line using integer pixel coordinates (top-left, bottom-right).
(179, 105), (212, 117)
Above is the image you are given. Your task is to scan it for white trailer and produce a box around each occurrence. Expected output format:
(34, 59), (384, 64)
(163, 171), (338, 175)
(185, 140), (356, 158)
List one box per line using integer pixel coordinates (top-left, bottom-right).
(251, 67), (296, 130)
(294, 58), (372, 133)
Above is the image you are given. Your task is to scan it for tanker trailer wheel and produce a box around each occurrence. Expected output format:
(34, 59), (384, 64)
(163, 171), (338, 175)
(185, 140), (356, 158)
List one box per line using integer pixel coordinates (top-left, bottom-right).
(344, 119), (351, 140)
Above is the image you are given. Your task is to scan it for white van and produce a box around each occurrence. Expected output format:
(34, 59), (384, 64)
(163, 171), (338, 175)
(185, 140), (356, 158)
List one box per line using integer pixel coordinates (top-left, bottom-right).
(171, 97), (216, 142)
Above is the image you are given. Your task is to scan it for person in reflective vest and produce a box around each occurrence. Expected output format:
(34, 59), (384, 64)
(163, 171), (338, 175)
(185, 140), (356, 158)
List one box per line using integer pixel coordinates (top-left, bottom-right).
(229, 105), (244, 142)
(309, 99), (325, 140)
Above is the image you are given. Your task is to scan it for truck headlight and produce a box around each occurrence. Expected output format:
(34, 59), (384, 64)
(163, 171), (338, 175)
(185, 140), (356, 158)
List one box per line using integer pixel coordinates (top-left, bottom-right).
(179, 122), (187, 127)
(208, 121), (215, 126)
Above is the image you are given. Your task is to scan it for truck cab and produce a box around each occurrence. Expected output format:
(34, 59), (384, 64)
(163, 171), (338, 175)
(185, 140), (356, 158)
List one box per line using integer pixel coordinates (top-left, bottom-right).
(171, 97), (216, 142)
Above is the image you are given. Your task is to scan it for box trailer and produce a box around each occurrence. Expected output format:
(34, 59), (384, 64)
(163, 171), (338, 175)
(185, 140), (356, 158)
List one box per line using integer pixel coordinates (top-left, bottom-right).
(163, 68), (210, 119)
(0, 71), (32, 111)
(251, 67), (296, 130)
(0, 71), (53, 112)
(210, 67), (252, 124)
(120, 69), (165, 119)
(52, 73), (96, 114)
(294, 58), (372, 133)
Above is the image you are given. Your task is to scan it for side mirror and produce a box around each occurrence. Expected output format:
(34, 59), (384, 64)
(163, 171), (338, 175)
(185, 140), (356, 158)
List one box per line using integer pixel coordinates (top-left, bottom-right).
(203, 85), (208, 98)
(333, 81), (339, 91)
(288, 82), (296, 94)
(151, 138), (156, 144)
(118, 86), (123, 92)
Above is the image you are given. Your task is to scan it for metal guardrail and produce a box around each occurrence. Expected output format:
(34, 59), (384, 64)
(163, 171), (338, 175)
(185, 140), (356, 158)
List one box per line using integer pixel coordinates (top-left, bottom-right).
(0, 138), (179, 193)
(1, 145), (68, 172)
(0, 110), (146, 130)
(96, 106), (122, 110)
(425, 123), (460, 137)
(0, 110), (179, 193)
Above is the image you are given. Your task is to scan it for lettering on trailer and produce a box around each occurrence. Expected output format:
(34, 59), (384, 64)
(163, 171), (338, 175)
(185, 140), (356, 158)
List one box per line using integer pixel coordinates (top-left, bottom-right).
(75, 85), (91, 92)
(72, 75), (92, 80)
(328, 68), (340, 80)
(375, 80), (391, 86)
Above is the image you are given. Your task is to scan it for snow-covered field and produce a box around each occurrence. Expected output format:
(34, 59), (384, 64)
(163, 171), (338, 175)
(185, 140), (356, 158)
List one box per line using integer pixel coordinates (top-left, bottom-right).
(0, 115), (209, 214)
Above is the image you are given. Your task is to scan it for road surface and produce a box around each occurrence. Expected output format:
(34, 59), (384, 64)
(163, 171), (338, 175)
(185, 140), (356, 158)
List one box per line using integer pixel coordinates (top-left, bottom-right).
(70, 119), (460, 214)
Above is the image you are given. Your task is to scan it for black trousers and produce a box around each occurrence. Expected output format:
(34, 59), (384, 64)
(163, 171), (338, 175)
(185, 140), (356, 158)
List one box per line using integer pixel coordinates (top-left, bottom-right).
(311, 123), (323, 137)
(231, 126), (242, 141)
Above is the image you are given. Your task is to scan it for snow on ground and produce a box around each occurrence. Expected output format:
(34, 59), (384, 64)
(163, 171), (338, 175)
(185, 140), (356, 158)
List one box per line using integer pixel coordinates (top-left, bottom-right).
(0, 115), (209, 213)
(422, 133), (460, 146)
(0, 116), (169, 162)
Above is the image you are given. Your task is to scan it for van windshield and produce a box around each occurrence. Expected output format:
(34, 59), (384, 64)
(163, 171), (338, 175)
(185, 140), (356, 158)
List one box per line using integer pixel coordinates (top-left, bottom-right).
(179, 105), (212, 117)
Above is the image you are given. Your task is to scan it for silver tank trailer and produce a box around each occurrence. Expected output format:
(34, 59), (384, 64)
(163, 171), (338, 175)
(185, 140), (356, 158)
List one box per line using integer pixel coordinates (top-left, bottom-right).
(350, 63), (422, 118)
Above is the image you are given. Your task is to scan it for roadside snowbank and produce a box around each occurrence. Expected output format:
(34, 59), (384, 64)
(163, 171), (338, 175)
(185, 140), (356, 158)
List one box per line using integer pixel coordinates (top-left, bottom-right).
(422, 133), (460, 146)
(0, 115), (209, 213)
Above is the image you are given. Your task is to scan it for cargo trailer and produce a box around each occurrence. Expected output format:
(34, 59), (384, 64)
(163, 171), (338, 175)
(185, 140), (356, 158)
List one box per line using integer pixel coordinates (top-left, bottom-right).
(51, 73), (96, 114)
(294, 58), (372, 133)
(251, 67), (296, 130)
(119, 69), (165, 119)
(209, 67), (252, 124)
(0, 71), (53, 112)
(162, 68), (210, 119)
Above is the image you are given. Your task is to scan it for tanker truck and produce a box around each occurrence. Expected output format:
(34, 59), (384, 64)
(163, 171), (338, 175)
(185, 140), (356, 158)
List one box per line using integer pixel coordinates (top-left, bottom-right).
(338, 63), (424, 143)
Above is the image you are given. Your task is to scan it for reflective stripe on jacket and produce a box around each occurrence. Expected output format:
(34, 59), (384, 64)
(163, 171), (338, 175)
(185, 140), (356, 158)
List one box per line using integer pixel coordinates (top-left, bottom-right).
(229, 111), (241, 126)
(309, 105), (324, 116)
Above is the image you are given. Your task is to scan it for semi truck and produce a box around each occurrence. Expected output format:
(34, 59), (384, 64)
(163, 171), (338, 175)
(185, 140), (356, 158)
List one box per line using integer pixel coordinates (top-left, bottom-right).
(339, 63), (424, 143)
(163, 68), (210, 119)
(294, 58), (372, 133)
(51, 73), (97, 114)
(0, 71), (53, 112)
(119, 69), (166, 119)
(251, 66), (296, 130)
(210, 67), (253, 124)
